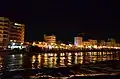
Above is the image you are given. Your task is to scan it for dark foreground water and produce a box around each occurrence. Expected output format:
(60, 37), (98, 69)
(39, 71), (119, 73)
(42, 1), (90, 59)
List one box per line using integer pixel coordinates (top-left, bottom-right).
(1, 51), (120, 78)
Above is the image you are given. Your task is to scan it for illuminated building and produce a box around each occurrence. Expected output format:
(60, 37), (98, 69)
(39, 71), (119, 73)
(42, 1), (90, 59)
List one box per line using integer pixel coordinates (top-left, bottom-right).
(44, 34), (56, 43)
(0, 17), (10, 47)
(82, 41), (91, 46)
(88, 39), (97, 45)
(108, 38), (116, 47)
(106, 42), (112, 47)
(32, 41), (48, 48)
(74, 37), (83, 46)
(10, 22), (25, 43)
(99, 40), (106, 46)
(0, 17), (25, 48)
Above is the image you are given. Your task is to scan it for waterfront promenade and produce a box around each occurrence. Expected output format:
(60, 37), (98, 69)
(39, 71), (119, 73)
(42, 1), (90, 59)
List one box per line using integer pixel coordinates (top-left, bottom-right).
(29, 46), (120, 53)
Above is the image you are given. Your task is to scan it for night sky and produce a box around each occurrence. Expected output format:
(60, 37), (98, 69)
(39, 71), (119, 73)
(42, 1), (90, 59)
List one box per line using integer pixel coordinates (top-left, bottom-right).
(0, 1), (119, 43)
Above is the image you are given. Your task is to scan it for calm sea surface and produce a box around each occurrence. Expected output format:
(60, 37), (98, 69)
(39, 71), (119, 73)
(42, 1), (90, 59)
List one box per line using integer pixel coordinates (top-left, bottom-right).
(0, 51), (120, 78)
(0, 51), (120, 69)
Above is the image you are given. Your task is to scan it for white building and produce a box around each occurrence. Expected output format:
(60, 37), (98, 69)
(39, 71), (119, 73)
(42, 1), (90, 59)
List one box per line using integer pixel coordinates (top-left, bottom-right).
(74, 37), (83, 46)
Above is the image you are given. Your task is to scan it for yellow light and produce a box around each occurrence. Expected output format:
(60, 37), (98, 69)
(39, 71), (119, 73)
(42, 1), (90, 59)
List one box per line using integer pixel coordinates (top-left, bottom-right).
(61, 43), (65, 46)
(15, 23), (21, 26)
(52, 46), (54, 48)
(69, 44), (72, 47)
(33, 42), (36, 46)
(60, 53), (63, 56)
(48, 45), (52, 49)
(55, 46), (58, 48)
(44, 53), (47, 57)
(78, 45), (83, 48)
(60, 53), (65, 56)
(93, 45), (97, 48)
(75, 53), (77, 56)
(115, 47), (118, 49)
(54, 53), (57, 56)
(50, 53), (53, 56)
(60, 46), (63, 48)
(68, 53), (71, 55)
(88, 46), (92, 48)
(32, 55), (36, 63)
(38, 54), (41, 58)
(108, 47), (110, 48)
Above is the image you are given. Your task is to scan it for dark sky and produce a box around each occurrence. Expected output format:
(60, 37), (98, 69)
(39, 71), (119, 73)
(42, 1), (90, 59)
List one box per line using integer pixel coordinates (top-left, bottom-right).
(0, 0), (119, 43)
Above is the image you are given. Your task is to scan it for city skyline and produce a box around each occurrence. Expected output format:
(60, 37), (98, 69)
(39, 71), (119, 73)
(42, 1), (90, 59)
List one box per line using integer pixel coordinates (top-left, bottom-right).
(0, 17), (24, 48)
(1, 1), (120, 78)
(1, 16), (119, 43)
(0, 1), (119, 42)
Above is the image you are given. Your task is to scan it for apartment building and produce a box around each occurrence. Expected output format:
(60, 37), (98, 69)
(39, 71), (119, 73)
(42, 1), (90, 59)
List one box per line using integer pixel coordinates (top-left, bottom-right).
(10, 22), (25, 43)
(44, 34), (56, 43)
(0, 17), (25, 47)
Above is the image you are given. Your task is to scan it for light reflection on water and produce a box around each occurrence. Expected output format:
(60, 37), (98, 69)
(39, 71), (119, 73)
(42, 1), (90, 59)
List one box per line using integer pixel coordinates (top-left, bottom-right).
(1, 51), (120, 78)
(31, 52), (119, 69)
(0, 51), (120, 71)
(0, 56), (3, 72)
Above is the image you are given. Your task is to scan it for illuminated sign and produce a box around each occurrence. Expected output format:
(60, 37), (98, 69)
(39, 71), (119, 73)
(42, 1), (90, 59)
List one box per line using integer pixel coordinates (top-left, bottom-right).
(14, 23), (21, 26)
(8, 42), (26, 50)
(8, 45), (26, 50)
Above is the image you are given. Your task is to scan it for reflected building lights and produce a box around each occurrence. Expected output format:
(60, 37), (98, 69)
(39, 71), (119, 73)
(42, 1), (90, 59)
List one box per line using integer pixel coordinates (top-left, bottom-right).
(54, 53), (57, 56)
(38, 54), (41, 58)
(77, 56), (83, 64)
(75, 55), (78, 64)
(0, 56), (3, 72)
(28, 51), (118, 69)
(80, 52), (83, 56)
(60, 53), (65, 56)
(44, 55), (48, 67)
(53, 56), (57, 67)
(38, 55), (41, 68)
(68, 53), (71, 56)
(48, 57), (53, 68)
(77, 52), (81, 56)
(60, 57), (65, 66)
(48, 53), (51, 56)
(2, 49), (120, 78)
(75, 53), (78, 56)
(5, 54), (24, 71)
(32, 55), (36, 63)
(32, 55), (36, 69)
(67, 56), (72, 65)
(44, 53), (47, 57)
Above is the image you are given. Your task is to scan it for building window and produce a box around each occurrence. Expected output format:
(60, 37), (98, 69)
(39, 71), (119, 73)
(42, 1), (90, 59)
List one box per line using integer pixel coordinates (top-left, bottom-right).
(4, 28), (8, 30)
(3, 35), (8, 38)
(3, 31), (8, 34)
(3, 39), (7, 42)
